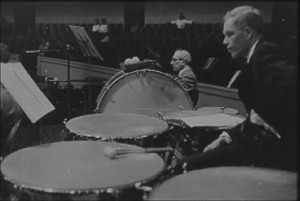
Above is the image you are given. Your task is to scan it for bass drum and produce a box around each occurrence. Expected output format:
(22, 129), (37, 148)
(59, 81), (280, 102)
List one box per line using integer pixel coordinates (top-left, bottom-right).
(95, 69), (193, 117)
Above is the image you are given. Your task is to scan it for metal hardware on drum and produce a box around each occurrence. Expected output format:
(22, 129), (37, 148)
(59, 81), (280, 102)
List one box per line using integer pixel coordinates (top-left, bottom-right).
(165, 119), (194, 155)
(182, 162), (190, 174)
(135, 182), (153, 201)
(135, 69), (147, 76)
(157, 111), (164, 119)
(103, 146), (174, 159)
(103, 83), (110, 91)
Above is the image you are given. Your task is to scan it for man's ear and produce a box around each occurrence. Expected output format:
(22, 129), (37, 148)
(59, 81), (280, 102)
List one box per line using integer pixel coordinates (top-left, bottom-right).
(182, 59), (188, 65)
(244, 26), (253, 39)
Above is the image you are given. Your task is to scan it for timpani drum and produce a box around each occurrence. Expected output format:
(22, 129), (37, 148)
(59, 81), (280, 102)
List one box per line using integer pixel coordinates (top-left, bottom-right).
(148, 167), (297, 200)
(1, 141), (166, 201)
(94, 69), (193, 117)
(162, 107), (244, 156)
(65, 113), (169, 147)
(162, 106), (240, 120)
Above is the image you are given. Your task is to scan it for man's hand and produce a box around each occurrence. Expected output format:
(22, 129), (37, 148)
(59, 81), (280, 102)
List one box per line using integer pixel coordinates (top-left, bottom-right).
(203, 131), (232, 152)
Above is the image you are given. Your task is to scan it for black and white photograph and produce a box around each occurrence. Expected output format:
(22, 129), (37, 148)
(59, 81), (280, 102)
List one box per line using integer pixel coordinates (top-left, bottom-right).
(1, 1), (297, 200)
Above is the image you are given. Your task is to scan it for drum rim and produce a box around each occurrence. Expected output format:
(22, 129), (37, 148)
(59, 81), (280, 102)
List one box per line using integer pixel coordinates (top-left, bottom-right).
(65, 112), (169, 138)
(96, 69), (193, 113)
(2, 168), (166, 195)
(162, 107), (241, 117)
(1, 141), (167, 195)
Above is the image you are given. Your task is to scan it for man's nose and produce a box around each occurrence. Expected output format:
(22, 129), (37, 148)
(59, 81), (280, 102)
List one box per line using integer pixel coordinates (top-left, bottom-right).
(223, 37), (228, 45)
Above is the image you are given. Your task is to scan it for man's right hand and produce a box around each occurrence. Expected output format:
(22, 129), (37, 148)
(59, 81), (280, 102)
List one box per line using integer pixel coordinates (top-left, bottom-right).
(203, 131), (232, 152)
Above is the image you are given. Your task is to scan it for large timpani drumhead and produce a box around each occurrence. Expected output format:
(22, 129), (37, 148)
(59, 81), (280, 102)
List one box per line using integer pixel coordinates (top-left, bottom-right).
(1, 141), (166, 193)
(96, 69), (193, 117)
(149, 167), (297, 200)
(65, 113), (168, 140)
(163, 106), (244, 130)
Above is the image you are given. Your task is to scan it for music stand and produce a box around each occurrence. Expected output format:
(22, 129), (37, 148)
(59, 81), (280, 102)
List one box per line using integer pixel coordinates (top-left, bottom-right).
(69, 25), (104, 114)
(146, 46), (173, 74)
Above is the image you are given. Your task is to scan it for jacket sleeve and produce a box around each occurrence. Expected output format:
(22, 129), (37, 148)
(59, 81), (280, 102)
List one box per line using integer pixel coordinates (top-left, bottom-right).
(251, 44), (297, 133)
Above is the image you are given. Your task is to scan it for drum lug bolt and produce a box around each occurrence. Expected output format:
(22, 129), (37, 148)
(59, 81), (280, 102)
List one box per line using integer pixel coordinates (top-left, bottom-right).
(135, 182), (153, 200)
(106, 188), (119, 196)
(220, 107), (225, 112)
(182, 162), (189, 174)
(157, 111), (164, 119)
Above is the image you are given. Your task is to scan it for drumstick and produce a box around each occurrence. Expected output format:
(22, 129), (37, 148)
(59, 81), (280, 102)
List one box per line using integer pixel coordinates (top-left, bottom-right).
(104, 146), (173, 159)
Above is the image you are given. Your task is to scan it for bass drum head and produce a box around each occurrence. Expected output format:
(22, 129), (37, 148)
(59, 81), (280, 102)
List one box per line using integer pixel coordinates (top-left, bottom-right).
(97, 70), (193, 117)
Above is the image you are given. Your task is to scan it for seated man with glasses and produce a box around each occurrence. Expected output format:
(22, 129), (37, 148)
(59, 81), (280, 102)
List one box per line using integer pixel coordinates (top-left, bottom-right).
(170, 49), (199, 107)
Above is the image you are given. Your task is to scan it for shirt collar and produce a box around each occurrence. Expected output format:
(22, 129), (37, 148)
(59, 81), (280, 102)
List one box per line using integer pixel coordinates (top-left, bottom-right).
(179, 65), (190, 76)
(246, 40), (260, 64)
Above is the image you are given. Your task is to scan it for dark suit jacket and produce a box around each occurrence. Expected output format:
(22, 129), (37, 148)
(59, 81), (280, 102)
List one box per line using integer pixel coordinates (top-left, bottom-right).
(236, 40), (297, 148)
(175, 42), (297, 172)
(178, 66), (199, 107)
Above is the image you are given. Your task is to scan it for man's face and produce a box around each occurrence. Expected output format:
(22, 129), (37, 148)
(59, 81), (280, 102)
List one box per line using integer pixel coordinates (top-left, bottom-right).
(223, 17), (251, 59)
(170, 52), (185, 73)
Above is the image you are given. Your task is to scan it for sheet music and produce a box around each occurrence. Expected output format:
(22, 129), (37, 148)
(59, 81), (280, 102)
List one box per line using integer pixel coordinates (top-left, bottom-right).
(179, 113), (245, 128)
(1, 62), (55, 123)
(69, 25), (104, 60)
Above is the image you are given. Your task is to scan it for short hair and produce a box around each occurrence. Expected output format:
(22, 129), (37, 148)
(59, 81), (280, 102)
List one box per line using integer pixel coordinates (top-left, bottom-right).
(174, 49), (192, 63)
(175, 49), (192, 64)
(223, 5), (264, 35)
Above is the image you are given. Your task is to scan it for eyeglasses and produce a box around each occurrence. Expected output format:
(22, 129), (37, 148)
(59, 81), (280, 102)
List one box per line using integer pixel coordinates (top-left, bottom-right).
(171, 58), (183, 61)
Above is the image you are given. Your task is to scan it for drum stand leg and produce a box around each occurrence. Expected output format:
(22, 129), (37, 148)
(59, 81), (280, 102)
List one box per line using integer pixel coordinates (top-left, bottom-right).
(37, 119), (56, 143)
